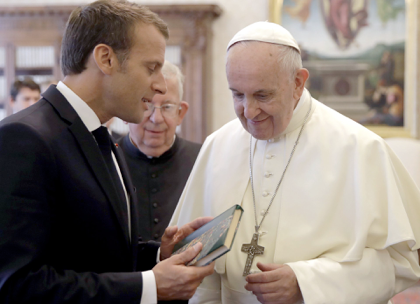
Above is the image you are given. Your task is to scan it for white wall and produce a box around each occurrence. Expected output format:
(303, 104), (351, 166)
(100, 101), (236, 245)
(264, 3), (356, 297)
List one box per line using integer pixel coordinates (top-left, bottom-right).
(208, 0), (268, 132)
(0, 0), (268, 133)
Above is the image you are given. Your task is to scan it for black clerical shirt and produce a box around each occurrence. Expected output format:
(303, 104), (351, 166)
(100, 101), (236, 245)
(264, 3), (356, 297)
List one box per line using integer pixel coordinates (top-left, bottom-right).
(118, 135), (201, 242)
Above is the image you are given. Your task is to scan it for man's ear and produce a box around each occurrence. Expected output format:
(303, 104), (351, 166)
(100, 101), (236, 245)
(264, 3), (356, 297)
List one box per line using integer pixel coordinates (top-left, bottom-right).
(92, 44), (118, 75)
(293, 68), (309, 101)
(176, 101), (189, 125)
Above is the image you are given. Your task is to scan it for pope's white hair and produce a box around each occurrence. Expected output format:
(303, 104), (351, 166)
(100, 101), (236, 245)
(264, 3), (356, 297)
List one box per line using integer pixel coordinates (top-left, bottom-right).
(227, 41), (302, 82)
(161, 60), (185, 100)
(275, 44), (302, 81)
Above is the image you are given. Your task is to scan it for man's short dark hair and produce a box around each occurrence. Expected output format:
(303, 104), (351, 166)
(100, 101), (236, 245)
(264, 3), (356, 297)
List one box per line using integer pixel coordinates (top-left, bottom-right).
(10, 78), (41, 101)
(61, 0), (169, 76)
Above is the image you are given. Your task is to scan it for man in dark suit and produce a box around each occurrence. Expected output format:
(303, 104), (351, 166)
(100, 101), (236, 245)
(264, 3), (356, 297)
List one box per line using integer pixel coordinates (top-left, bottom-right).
(0, 1), (213, 303)
(118, 61), (201, 243)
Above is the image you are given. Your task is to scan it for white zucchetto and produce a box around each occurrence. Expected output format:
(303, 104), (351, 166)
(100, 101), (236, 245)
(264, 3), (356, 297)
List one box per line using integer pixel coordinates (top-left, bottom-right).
(227, 21), (300, 53)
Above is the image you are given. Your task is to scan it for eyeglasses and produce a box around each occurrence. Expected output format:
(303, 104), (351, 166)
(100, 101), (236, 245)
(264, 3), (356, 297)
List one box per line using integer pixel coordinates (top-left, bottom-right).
(144, 102), (181, 118)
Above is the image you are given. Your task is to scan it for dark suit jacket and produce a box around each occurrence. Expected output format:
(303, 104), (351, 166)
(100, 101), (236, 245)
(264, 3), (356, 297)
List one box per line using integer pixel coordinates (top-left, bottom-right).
(0, 85), (159, 303)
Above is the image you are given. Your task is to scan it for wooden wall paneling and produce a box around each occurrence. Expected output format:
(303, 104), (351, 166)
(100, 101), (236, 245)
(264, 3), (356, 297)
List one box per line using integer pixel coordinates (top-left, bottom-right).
(181, 18), (210, 143)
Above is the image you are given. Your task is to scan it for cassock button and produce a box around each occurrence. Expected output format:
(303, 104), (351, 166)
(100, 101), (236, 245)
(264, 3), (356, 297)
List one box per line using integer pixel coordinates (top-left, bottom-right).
(154, 234), (159, 240)
(151, 173), (157, 178)
(151, 188), (158, 193)
(262, 191), (269, 197)
(266, 154), (273, 159)
(153, 203), (158, 208)
(154, 218), (159, 223)
(264, 172), (271, 178)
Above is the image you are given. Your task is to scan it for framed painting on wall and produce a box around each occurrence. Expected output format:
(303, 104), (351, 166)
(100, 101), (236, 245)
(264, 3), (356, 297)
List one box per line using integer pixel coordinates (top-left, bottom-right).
(269, 0), (412, 138)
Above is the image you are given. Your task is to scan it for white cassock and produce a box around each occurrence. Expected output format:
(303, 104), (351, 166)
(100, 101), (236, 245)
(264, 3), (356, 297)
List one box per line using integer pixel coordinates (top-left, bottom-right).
(170, 89), (420, 304)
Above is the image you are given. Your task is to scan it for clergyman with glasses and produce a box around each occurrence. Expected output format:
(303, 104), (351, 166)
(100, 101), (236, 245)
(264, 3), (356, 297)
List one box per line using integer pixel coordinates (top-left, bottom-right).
(118, 60), (201, 245)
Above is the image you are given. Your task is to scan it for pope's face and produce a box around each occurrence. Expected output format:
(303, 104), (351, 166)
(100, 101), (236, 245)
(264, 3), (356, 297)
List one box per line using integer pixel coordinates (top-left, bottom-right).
(226, 42), (300, 140)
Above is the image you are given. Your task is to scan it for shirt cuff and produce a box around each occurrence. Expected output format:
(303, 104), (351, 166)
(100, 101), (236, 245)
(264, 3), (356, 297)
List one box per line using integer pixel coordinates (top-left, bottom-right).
(140, 270), (157, 304)
(157, 247), (161, 263)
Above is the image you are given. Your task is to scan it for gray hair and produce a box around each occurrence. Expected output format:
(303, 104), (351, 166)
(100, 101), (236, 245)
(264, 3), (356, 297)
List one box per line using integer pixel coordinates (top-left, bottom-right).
(227, 41), (302, 82)
(275, 44), (302, 81)
(161, 60), (185, 100)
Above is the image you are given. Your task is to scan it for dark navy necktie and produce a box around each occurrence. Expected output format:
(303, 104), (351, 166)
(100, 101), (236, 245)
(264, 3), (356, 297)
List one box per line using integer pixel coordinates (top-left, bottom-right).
(92, 126), (126, 205)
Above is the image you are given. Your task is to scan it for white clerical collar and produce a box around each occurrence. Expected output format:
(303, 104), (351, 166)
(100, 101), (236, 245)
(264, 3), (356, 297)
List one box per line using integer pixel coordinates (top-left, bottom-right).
(56, 81), (101, 132)
(281, 88), (313, 136)
(264, 88), (312, 143)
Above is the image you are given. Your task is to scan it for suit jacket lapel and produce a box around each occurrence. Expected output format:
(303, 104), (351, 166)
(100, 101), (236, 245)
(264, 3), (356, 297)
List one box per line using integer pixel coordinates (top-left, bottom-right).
(112, 142), (139, 264)
(42, 85), (131, 247)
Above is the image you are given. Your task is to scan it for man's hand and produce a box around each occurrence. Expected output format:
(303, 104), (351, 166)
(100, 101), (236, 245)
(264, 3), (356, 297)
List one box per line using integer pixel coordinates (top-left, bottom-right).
(245, 263), (303, 304)
(153, 242), (215, 300)
(160, 217), (213, 261)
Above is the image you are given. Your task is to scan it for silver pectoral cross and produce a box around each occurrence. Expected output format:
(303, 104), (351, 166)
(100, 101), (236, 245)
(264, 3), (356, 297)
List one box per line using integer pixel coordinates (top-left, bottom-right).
(241, 232), (264, 276)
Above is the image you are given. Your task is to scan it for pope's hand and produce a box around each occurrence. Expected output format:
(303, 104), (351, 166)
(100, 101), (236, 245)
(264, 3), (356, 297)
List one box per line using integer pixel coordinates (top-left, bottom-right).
(153, 242), (215, 300)
(245, 263), (303, 304)
(159, 216), (213, 261)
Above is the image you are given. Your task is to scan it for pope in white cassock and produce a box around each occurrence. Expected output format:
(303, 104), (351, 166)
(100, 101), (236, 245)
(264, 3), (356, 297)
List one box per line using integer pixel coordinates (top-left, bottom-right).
(170, 21), (420, 304)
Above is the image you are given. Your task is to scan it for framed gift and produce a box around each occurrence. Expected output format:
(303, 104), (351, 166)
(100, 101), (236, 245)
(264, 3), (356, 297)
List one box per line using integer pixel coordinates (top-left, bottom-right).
(269, 0), (419, 139)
